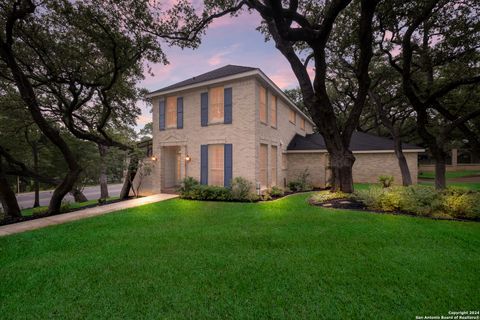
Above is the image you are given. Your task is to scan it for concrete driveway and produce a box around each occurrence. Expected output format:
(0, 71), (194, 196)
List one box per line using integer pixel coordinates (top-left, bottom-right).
(15, 183), (124, 209)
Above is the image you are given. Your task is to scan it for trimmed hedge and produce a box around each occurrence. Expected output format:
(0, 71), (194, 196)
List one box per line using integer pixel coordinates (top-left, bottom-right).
(179, 177), (258, 202)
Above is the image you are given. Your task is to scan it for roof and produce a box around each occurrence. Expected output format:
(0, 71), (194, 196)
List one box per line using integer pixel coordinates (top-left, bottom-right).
(149, 65), (257, 95)
(287, 131), (424, 152)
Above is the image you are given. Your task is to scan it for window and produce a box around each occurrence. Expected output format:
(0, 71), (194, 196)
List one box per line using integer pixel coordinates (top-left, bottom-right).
(209, 144), (224, 186)
(271, 145), (277, 186)
(301, 118), (305, 130)
(259, 144), (268, 188)
(270, 93), (277, 127)
(259, 86), (267, 124)
(289, 109), (296, 124)
(209, 86), (224, 123)
(166, 96), (177, 128)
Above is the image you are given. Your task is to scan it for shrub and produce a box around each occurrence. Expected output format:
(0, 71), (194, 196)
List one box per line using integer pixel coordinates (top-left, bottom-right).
(378, 175), (394, 188)
(60, 200), (71, 213)
(288, 169), (313, 192)
(354, 185), (480, 220)
(269, 186), (285, 197)
(182, 185), (232, 201)
(32, 207), (48, 216)
(178, 177), (200, 194)
(311, 191), (349, 203)
(230, 177), (257, 201)
(354, 187), (387, 211)
(442, 192), (480, 220)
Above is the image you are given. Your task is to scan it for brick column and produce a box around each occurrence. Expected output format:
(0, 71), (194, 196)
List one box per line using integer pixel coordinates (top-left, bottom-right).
(451, 148), (458, 168)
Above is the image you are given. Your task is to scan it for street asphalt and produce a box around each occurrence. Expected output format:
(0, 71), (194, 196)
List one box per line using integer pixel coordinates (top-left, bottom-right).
(15, 183), (124, 209)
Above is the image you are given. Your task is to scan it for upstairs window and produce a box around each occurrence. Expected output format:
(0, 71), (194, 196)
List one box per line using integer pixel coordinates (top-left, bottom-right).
(289, 109), (296, 125)
(270, 93), (277, 128)
(209, 86), (224, 123)
(301, 118), (305, 130)
(166, 96), (177, 128)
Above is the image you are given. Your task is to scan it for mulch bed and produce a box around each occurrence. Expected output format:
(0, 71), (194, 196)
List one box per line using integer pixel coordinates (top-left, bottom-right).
(0, 197), (135, 227)
(309, 197), (367, 210)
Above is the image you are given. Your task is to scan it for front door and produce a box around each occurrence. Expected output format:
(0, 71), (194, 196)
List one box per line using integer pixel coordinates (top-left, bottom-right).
(163, 146), (181, 188)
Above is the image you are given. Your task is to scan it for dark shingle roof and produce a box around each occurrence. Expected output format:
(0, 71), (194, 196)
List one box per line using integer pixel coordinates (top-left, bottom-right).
(287, 131), (423, 151)
(150, 65), (257, 94)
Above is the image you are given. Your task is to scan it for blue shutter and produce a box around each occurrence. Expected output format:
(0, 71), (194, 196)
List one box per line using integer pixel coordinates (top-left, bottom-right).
(159, 99), (165, 130)
(201, 92), (208, 127)
(177, 97), (183, 129)
(224, 144), (233, 187)
(200, 145), (208, 185)
(224, 88), (232, 124)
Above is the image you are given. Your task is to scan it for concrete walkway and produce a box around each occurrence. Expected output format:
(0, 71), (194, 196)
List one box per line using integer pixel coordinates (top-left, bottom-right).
(0, 194), (178, 237)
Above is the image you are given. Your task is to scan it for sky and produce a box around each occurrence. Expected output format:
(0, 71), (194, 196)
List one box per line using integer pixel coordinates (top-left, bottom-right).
(136, 10), (301, 129)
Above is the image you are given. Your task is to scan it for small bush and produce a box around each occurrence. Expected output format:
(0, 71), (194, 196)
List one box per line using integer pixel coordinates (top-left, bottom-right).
(443, 192), (480, 220)
(269, 186), (285, 197)
(178, 177), (200, 194)
(230, 177), (257, 201)
(288, 169), (313, 192)
(378, 175), (394, 188)
(399, 185), (442, 216)
(311, 191), (349, 203)
(60, 200), (71, 213)
(32, 207), (48, 216)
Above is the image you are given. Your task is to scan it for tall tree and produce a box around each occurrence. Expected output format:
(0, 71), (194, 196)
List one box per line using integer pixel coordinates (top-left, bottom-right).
(191, 0), (379, 192)
(0, 0), (206, 212)
(379, 0), (480, 189)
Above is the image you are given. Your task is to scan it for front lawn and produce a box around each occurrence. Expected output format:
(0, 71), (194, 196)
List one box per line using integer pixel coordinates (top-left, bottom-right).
(1, 194), (478, 319)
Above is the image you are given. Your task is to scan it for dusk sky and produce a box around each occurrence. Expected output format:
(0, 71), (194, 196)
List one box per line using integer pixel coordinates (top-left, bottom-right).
(136, 10), (302, 129)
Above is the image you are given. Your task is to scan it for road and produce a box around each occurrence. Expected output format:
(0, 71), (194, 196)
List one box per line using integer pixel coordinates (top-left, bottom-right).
(15, 183), (124, 209)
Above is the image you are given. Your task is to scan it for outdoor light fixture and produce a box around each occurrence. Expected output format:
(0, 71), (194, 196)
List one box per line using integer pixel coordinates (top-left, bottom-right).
(185, 155), (191, 162)
(151, 156), (157, 161)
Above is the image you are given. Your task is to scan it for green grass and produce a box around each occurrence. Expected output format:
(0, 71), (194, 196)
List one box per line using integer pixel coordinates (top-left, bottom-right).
(1, 194), (479, 319)
(418, 170), (480, 179)
(21, 197), (119, 216)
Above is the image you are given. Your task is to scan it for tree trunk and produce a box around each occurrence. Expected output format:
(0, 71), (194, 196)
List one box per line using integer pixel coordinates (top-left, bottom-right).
(392, 134), (412, 186)
(434, 153), (447, 190)
(32, 143), (40, 207)
(0, 158), (21, 219)
(120, 156), (138, 199)
(329, 150), (355, 193)
(98, 144), (109, 200)
(70, 188), (88, 203)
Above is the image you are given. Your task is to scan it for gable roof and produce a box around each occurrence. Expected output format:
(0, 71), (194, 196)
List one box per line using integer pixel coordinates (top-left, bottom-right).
(149, 65), (257, 96)
(287, 131), (424, 152)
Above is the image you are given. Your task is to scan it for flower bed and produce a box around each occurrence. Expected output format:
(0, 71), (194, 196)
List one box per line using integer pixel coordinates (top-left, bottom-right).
(310, 186), (480, 221)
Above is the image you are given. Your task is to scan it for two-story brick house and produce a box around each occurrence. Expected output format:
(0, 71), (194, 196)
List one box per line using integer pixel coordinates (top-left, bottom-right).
(138, 65), (423, 194)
